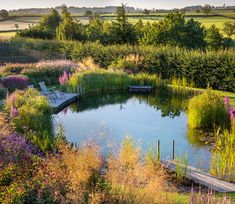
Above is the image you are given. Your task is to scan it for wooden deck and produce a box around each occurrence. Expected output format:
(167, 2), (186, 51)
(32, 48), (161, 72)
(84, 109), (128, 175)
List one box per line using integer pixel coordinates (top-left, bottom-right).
(129, 86), (152, 93)
(161, 160), (235, 193)
(47, 92), (79, 113)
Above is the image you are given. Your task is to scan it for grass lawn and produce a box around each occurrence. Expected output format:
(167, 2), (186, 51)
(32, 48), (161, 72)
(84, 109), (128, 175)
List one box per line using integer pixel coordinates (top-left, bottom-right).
(169, 85), (235, 106)
(0, 31), (16, 38)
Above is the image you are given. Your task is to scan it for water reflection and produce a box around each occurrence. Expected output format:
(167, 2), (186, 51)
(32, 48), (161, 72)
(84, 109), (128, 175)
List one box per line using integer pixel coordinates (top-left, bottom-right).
(54, 89), (211, 169)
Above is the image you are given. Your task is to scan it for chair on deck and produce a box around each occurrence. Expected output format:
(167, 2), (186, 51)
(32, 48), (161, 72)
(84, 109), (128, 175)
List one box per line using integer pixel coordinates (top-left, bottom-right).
(39, 82), (65, 103)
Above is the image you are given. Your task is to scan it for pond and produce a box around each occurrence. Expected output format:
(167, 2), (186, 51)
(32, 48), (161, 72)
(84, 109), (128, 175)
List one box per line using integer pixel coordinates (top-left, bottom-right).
(54, 89), (211, 170)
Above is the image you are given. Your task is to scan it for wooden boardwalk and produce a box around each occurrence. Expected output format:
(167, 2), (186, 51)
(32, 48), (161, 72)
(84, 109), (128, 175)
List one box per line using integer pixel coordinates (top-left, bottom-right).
(161, 160), (235, 193)
(47, 93), (79, 113)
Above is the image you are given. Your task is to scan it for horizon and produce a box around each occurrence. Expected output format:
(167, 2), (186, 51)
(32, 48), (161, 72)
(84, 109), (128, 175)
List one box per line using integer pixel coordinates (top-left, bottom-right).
(2, 0), (235, 11)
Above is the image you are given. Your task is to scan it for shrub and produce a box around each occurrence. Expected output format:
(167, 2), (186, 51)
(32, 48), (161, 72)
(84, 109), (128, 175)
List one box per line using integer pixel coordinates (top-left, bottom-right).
(0, 133), (40, 165)
(0, 84), (7, 99)
(9, 38), (235, 92)
(5, 89), (53, 151)
(187, 90), (230, 129)
(2, 75), (29, 92)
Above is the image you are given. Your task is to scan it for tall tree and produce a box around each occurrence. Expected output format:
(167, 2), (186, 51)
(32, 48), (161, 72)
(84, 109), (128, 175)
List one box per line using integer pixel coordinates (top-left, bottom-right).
(201, 4), (211, 16)
(205, 25), (223, 50)
(109, 4), (137, 44)
(56, 5), (84, 41)
(0, 10), (8, 19)
(39, 8), (61, 32)
(222, 22), (235, 37)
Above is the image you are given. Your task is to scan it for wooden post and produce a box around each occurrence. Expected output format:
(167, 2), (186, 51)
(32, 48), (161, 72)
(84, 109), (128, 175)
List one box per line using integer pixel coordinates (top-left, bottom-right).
(158, 140), (160, 161)
(172, 140), (175, 160)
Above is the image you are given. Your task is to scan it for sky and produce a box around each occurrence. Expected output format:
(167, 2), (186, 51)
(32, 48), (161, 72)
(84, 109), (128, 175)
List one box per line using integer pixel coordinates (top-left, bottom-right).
(1, 0), (235, 10)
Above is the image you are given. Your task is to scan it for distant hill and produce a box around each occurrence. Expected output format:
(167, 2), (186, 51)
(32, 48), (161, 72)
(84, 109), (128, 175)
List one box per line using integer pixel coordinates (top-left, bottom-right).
(7, 5), (235, 15)
(9, 6), (137, 15)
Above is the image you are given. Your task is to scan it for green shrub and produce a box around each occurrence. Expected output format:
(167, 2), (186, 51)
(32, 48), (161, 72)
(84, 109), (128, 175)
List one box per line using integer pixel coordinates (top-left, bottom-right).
(8, 38), (235, 92)
(187, 90), (230, 129)
(5, 89), (53, 151)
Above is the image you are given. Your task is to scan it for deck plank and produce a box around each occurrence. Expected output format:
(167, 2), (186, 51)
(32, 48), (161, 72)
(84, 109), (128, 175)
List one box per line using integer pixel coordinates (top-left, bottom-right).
(46, 92), (79, 113)
(161, 160), (235, 193)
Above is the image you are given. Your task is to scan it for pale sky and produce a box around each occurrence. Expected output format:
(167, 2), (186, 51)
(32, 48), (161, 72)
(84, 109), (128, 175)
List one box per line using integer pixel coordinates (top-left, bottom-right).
(1, 0), (234, 10)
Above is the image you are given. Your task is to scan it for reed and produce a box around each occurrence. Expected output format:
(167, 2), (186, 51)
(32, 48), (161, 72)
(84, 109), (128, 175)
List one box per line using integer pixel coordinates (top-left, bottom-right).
(187, 90), (230, 129)
(68, 69), (166, 95)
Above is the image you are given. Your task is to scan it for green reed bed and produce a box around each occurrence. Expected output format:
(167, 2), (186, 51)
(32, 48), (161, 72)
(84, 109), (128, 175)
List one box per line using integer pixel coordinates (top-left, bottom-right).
(187, 90), (230, 129)
(68, 69), (166, 95)
(210, 129), (235, 182)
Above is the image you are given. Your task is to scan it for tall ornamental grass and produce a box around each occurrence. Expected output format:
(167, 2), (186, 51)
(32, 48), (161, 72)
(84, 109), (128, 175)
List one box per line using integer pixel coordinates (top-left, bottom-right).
(68, 69), (166, 95)
(187, 90), (230, 129)
(210, 129), (235, 182)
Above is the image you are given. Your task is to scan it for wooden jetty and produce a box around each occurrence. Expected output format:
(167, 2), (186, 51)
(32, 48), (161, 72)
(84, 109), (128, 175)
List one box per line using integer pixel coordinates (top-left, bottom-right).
(47, 92), (79, 113)
(161, 160), (235, 193)
(129, 85), (152, 93)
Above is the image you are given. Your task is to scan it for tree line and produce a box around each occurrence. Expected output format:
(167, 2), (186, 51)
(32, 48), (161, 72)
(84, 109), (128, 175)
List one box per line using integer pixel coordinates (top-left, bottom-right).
(17, 4), (235, 50)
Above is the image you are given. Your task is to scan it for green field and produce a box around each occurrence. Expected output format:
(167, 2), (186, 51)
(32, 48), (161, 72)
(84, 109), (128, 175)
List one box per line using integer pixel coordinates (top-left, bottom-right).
(0, 10), (234, 38)
(0, 31), (16, 39)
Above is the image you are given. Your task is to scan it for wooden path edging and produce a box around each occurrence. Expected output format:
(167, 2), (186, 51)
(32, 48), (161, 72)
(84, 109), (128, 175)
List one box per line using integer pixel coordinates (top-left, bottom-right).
(161, 160), (235, 193)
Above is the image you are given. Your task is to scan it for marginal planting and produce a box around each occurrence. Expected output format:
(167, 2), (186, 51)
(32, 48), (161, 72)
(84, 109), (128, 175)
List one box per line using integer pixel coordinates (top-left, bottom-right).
(8, 37), (235, 92)
(68, 69), (165, 95)
(5, 89), (53, 151)
(187, 90), (230, 129)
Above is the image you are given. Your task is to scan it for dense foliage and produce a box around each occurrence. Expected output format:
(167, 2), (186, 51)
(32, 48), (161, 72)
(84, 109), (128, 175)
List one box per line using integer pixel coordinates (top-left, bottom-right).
(68, 69), (165, 94)
(16, 5), (232, 49)
(5, 89), (53, 151)
(9, 38), (235, 92)
(187, 90), (230, 129)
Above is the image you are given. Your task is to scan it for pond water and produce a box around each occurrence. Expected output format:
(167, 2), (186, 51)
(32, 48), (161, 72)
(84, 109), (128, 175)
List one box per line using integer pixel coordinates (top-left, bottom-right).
(54, 90), (211, 170)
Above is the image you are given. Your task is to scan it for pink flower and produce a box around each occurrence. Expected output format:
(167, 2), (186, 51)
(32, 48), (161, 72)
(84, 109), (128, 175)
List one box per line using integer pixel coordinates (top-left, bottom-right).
(223, 96), (230, 105)
(230, 107), (235, 120)
(59, 71), (71, 85)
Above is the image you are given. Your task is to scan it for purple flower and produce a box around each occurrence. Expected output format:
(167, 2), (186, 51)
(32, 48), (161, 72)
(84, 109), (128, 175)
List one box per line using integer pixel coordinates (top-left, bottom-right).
(0, 133), (42, 164)
(10, 105), (18, 118)
(3, 75), (28, 91)
(230, 108), (235, 120)
(224, 96), (230, 105)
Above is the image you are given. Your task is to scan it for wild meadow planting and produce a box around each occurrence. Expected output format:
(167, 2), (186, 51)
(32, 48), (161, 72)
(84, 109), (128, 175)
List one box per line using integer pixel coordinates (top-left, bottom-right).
(0, 3), (235, 204)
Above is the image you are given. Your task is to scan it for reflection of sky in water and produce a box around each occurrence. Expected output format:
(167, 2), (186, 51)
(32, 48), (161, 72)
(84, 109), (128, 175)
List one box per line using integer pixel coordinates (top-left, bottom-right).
(54, 95), (211, 170)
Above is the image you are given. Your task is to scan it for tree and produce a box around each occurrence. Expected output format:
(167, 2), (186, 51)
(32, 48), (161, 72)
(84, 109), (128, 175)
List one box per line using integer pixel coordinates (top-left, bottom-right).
(108, 4), (137, 44)
(85, 10), (93, 17)
(205, 25), (223, 50)
(222, 22), (235, 37)
(0, 10), (8, 19)
(14, 24), (19, 30)
(86, 17), (104, 42)
(39, 8), (61, 32)
(143, 9), (150, 15)
(140, 12), (206, 49)
(184, 19), (206, 49)
(56, 5), (84, 41)
(201, 4), (211, 16)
